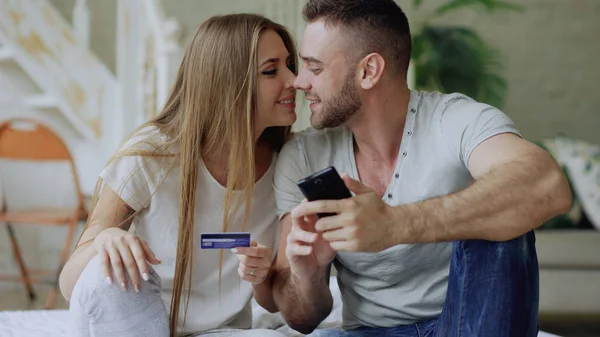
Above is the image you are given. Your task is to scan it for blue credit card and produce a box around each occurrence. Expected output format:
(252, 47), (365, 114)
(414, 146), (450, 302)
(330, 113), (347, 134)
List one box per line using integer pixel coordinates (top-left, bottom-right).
(200, 232), (251, 249)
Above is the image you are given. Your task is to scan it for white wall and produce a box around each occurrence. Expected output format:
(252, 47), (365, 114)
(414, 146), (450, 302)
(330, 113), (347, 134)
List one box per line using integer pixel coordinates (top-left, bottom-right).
(51, 0), (600, 145)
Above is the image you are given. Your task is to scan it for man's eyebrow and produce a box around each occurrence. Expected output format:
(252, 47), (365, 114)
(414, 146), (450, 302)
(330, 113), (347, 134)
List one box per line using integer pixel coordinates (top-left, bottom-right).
(299, 54), (323, 64)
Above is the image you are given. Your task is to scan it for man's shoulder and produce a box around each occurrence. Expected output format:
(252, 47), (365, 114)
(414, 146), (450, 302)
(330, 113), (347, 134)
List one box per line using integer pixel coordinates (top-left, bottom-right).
(416, 90), (499, 117)
(418, 90), (473, 102)
(276, 126), (350, 177)
(282, 126), (349, 155)
(416, 90), (483, 115)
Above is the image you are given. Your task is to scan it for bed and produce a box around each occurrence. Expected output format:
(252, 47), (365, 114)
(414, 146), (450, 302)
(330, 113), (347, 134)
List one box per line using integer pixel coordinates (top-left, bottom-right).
(0, 278), (561, 337)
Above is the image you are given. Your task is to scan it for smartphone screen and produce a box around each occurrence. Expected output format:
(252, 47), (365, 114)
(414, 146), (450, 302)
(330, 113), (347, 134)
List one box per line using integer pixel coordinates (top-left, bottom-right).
(297, 166), (352, 217)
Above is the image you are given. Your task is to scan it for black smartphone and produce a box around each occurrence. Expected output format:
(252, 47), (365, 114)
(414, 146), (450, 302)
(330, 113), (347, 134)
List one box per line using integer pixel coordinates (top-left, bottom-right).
(297, 166), (353, 218)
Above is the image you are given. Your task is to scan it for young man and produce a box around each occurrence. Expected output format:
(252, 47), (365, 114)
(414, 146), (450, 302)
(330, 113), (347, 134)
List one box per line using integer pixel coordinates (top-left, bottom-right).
(265, 0), (572, 336)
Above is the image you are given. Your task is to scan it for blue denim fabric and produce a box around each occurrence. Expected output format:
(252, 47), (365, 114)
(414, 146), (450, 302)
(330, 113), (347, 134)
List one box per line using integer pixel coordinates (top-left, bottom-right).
(309, 231), (540, 337)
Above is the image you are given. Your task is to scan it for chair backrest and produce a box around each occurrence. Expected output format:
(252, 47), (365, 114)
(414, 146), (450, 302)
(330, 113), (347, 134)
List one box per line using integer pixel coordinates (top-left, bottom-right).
(0, 118), (84, 212)
(0, 119), (71, 160)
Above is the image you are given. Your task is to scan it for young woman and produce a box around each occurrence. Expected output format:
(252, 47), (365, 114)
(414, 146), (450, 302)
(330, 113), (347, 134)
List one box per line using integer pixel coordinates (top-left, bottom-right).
(59, 14), (298, 337)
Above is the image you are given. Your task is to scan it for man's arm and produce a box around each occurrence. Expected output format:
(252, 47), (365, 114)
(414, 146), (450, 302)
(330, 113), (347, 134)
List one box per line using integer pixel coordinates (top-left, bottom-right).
(395, 133), (572, 243)
(251, 266), (278, 313)
(297, 102), (572, 251)
(271, 214), (333, 334)
(266, 135), (335, 332)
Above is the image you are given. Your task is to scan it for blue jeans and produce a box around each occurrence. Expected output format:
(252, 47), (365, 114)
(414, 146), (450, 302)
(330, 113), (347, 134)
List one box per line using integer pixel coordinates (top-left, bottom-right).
(310, 231), (540, 337)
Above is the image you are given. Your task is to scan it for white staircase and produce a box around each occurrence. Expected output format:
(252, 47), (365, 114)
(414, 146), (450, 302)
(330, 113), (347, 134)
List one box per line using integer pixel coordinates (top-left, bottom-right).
(0, 0), (183, 294)
(0, 0), (182, 194)
(0, 40), (77, 136)
(0, 0), (116, 141)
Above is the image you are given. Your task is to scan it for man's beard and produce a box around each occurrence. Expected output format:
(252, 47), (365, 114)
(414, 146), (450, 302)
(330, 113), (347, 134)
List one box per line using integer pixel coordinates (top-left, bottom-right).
(311, 68), (362, 129)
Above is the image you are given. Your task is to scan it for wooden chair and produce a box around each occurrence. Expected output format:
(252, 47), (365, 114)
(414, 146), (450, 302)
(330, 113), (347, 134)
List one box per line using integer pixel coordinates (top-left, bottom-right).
(0, 118), (87, 309)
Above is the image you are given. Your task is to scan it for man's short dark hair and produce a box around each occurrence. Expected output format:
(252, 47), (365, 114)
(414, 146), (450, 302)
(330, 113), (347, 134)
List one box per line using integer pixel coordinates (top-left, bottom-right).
(303, 0), (412, 77)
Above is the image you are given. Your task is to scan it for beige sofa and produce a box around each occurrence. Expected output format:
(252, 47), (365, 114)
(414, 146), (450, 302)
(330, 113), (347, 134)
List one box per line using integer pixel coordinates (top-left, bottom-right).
(536, 229), (600, 318)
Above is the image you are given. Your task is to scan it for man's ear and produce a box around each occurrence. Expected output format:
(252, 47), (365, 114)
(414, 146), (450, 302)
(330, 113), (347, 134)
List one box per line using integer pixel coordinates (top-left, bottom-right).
(358, 53), (385, 90)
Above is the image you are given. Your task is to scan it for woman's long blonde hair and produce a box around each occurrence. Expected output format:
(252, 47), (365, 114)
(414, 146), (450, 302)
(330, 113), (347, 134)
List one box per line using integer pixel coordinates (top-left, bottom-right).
(77, 14), (297, 336)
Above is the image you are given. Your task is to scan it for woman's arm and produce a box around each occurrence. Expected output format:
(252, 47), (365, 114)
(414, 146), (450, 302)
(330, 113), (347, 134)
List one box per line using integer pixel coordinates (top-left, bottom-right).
(59, 186), (135, 301)
(233, 242), (278, 312)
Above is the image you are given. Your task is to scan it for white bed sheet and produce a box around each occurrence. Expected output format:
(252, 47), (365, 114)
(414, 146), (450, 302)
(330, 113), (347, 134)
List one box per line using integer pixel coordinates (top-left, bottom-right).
(0, 278), (561, 337)
(250, 278), (561, 337)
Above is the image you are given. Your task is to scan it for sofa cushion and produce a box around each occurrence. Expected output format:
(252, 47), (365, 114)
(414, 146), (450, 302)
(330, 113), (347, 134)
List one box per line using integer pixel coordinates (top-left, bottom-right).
(535, 230), (600, 268)
(553, 136), (600, 230)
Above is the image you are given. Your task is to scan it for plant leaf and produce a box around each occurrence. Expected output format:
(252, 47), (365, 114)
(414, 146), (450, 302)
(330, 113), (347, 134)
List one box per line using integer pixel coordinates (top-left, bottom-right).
(411, 26), (507, 108)
(413, 0), (424, 9)
(435, 0), (524, 16)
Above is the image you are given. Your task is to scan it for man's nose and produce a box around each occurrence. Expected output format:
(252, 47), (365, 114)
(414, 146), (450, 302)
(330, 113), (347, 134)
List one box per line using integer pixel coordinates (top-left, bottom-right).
(284, 66), (296, 90)
(293, 68), (311, 92)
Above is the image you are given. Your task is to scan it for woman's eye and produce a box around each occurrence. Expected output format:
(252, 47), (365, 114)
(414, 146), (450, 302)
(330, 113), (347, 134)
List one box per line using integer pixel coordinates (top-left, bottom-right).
(263, 69), (278, 76)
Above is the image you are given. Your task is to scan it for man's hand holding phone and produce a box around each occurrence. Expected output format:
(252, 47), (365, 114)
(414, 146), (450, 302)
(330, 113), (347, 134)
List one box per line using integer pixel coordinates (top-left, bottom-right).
(293, 167), (398, 254)
(286, 202), (336, 280)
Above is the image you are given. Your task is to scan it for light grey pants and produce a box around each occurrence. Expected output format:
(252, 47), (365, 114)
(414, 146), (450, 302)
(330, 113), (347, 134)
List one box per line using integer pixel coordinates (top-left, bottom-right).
(68, 255), (286, 337)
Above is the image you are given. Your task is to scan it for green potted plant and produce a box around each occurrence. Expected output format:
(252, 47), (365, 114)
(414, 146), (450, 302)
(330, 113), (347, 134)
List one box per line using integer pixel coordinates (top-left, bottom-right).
(410, 0), (524, 108)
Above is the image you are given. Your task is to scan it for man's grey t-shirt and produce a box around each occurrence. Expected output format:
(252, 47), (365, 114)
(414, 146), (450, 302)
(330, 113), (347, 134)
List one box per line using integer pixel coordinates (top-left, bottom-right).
(274, 90), (521, 329)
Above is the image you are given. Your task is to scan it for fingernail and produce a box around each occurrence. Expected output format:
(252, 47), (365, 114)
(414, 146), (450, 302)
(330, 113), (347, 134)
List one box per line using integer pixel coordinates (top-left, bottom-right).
(120, 282), (126, 290)
(105, 277), (112, 285)
(142, 273), (149, 281)
(231, 248), (238, 253)
(134, 284), (140, 293)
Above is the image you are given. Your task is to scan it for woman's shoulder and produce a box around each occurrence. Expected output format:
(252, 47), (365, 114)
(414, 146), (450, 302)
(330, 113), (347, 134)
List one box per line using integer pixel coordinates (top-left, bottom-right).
(106, 126), (176, 184)
(117, 126), (175, 156)
(100, 126), (175, 209)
